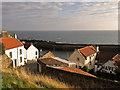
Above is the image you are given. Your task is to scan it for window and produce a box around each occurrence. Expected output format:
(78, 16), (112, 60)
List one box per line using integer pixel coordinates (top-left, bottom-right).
(20, 57), (22, 63)
(77, 58), (80, 61)
(20, 49), (22, 54)
(89, 56), (91, 60)
(9, 52), (12, 58)
(35, 51), (37, 55)
(89, 61), (92, 65)
(36, 56), (37, 59)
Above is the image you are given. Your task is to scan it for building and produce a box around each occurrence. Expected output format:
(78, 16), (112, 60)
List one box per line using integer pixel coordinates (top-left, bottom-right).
(1, 31), (11, 38)
(0, 37), (24, 67)
(112, 54), (120, 64)
(37, 51), (76, 73)
(24, 42), (39, 61)
(40, 51), (76, 67)
(1, 54), (13, 69)
(57, 67), (96, 78)
(95, 60), (117, 75)
(68, 45), (99, 70)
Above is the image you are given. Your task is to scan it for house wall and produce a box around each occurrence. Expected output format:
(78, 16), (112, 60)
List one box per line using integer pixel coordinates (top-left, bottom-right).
(5, 46), (24, 67)
(68, 50), (85, 68)
(68, 50), (97, 69)
(86, 53), (97, 70)
(1, 54), (13, 69)
(17, 46), (24, 66)
(24, 48), (27, 63)
(27, 45), (39, 60)
(99, 61), (116, 74)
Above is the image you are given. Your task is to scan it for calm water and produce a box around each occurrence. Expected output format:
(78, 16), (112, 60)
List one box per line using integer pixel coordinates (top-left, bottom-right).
(9, 30), (118, 59)
(9, 30), (118, 45)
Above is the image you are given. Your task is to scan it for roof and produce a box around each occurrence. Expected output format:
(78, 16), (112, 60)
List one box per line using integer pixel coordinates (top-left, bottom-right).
(0, 37), (23, 50)
(112, 54), (120, 64)
(89, 45), (96, 51)
(103, 60), (116, 67)
(23, 42), (31, 49)
(78, 45), (96, 57)
(40, 51), (56, 59)
(57, 67), (96, 78)
(53, 57), (76, 65)
(40, 51), (75, 65)
(38, 58), (68, 67)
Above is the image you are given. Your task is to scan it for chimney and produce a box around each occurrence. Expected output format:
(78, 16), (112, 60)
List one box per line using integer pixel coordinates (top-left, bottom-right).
(2, 31), (9, 38)
(13, 33), (17, 39)
(96, 45), (99, 52)
(22, 41), (25, 44)
(31, 42), (33, 45)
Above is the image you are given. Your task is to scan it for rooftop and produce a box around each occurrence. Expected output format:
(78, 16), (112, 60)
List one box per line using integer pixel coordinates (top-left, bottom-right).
(57, 67), (96, 78)
(0, 37), (23, 50)
(53, 57), (76, 64)
(78, 45), (96, 57)
(40, 51), (56, 59)
(112, 54), (120, 64)
(38, 58), (68, 67)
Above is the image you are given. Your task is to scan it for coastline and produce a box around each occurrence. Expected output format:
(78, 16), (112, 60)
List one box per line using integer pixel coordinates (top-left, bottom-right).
(20, 39), (119, 52)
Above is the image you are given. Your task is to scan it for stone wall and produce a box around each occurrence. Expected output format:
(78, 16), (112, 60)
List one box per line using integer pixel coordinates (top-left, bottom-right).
(1, 54), (13, 69)
(40, 66), (120, 88)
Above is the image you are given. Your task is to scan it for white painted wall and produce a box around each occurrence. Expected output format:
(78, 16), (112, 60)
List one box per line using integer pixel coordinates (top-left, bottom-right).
(24, 47), (27, 63)
(27, 45), (39, 60)
(5, 46), (24, 67)
(85, 53), (96, 65)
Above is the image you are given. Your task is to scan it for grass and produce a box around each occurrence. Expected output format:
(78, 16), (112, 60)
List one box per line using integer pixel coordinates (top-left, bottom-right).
(2, 67), (71, 88)
(2, 73), (37, 88)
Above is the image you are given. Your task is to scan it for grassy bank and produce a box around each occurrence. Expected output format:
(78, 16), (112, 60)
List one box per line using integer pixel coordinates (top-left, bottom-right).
(2, 67), (71, 88)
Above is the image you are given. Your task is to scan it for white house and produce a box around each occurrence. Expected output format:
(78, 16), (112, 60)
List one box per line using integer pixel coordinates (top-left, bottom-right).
(24, 43), (39, 61)
(96, 60), (117, 75)
(0, 37), (24, 67)
(68, 45), (99, 70)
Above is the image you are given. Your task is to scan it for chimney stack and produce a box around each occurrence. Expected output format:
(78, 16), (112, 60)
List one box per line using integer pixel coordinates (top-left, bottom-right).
(2, 31), (9, 38)
(13, 33), (17, 39)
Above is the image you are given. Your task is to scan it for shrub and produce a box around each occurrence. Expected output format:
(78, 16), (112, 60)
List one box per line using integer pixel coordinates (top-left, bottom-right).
(82, 66), (89, 72)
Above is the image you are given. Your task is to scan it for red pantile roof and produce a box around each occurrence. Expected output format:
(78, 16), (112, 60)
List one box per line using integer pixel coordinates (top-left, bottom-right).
(89, 45), (96, 51)
(57, 67), (96, 78)
(78, 45), (96, 57)
(0, 37), (23, 50)
(112, 54), (120, 64)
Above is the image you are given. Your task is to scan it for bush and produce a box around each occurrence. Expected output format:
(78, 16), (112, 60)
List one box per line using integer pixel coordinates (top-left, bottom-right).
(82, 66), (89, 72)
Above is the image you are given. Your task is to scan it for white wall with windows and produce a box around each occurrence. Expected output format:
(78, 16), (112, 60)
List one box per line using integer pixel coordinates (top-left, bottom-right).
(5, 46), (24, 67)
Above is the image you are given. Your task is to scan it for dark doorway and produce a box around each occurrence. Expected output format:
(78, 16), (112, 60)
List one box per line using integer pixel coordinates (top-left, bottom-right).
(15, 59), (17, 66)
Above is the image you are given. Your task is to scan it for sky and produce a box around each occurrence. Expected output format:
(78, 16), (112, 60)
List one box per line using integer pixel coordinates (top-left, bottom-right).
(2, 1), (118, 31)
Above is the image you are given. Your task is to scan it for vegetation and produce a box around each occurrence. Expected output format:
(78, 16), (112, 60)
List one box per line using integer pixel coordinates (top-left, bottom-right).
(2, 67), (71, 88)
(82, 66), (89, 72)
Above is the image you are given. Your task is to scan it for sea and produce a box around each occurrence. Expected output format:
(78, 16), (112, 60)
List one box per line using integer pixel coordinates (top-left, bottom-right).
(9, 30), (118, 45)
(8, 30), (118, 59)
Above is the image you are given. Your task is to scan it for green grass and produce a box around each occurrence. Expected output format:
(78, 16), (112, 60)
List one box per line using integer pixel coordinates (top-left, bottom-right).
(2, 68), (70, 88)
(2, 72), (37, 88)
